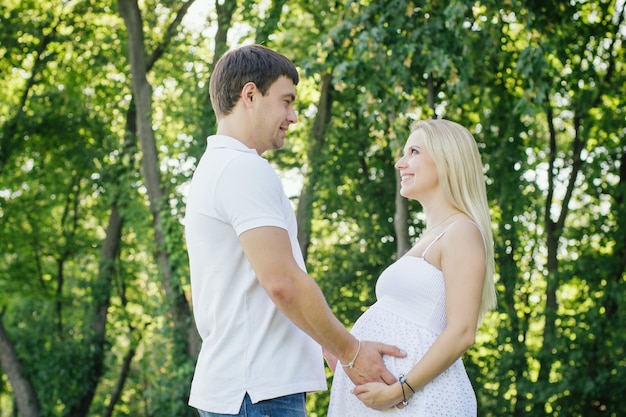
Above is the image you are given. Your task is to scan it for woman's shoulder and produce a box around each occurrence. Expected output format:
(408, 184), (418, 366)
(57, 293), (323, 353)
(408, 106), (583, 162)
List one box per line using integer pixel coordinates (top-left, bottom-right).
(442, 218), (486, 253)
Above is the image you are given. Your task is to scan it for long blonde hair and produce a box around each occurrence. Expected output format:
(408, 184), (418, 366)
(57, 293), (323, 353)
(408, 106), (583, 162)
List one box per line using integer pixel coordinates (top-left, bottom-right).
(411, 119), (497, 321)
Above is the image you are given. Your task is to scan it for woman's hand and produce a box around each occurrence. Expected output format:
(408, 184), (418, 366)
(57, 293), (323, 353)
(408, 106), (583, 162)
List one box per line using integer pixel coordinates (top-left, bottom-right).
(352, 381), (406, 410)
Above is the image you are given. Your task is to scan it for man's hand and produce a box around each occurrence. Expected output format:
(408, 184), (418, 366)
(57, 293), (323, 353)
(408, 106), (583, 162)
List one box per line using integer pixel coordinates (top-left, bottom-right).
(323, 348), (338, 372)
(342, 340), (406, 385)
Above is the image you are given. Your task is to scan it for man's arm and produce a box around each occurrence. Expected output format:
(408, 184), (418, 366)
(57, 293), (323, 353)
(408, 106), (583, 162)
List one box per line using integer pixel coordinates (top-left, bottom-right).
(239, 226), (405, 385)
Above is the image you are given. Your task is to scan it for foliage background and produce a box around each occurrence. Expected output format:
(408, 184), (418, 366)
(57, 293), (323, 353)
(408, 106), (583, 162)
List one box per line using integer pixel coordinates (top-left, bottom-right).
(0, 0), (625, 416)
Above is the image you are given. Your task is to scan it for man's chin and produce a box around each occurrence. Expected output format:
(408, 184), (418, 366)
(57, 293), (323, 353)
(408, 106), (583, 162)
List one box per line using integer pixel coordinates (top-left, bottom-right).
(273, 136), (285, 149)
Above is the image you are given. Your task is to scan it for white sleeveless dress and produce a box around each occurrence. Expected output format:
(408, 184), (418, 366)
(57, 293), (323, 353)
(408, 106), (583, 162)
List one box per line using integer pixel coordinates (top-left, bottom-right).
(327, 225), (477, 417)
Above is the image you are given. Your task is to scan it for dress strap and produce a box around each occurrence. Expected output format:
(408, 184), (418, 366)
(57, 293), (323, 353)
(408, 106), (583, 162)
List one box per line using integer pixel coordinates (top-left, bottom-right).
(421, 220), (487, 258)
(421, 222), (458, 258)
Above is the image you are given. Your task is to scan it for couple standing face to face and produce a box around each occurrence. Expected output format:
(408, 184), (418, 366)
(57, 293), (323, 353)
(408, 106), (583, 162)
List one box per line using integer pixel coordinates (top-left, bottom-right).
(190, 43), (494, 417)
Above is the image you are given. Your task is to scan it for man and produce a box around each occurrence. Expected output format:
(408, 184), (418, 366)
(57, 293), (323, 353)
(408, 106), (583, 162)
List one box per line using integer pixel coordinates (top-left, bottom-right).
(185, 44), (404, 416)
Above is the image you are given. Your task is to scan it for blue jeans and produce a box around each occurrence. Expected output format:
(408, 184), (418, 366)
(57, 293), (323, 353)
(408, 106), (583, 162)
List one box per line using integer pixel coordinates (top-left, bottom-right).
(197, 393), (307, 417)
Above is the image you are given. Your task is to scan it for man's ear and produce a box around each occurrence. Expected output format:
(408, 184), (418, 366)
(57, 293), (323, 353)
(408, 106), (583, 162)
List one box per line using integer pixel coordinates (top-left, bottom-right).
(241, 82), (257, 107)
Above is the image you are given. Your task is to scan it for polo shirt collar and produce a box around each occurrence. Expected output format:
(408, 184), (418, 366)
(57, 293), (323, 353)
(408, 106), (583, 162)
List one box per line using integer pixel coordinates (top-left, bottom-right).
(206, 135), (258, 155)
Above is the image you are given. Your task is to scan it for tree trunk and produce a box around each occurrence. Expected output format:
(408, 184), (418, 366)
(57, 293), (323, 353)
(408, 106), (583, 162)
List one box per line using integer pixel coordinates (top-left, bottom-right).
(102, 327), (140, 417)
(64, 203), (124, 417)
(296, 73), (333, 259)
(117, 0), (194, 360)
(534, 104), (586, 412)
(199, 0), (237, 145)
(0, 316), (41, 417)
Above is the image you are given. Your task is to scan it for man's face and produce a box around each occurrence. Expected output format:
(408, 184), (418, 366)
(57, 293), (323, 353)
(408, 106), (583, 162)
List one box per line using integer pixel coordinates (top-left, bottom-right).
(252, 76), (298, 154)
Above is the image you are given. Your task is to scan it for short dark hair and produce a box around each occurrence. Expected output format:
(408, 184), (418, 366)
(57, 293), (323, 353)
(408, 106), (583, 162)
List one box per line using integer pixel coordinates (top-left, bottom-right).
(209, 44), (299, 119)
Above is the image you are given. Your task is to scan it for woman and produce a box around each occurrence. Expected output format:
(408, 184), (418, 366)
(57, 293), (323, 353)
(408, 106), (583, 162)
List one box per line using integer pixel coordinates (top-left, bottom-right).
(327, 119), (497, 416)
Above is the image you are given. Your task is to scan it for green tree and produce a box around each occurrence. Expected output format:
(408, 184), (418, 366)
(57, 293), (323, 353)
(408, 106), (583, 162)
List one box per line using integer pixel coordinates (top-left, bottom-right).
(1, 1), (625, 416)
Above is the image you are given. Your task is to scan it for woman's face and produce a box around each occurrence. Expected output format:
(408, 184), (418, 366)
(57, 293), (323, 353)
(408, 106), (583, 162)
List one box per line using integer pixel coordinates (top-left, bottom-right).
(394, 129), (439, 200)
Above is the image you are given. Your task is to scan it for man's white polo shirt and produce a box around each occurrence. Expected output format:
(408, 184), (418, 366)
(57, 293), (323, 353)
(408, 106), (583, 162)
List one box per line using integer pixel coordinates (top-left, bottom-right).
(185, 135), (327, 414)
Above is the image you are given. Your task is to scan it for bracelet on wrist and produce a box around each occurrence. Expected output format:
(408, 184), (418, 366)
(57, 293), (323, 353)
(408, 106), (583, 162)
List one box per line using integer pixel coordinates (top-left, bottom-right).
(340, 340), (361, 369)
(399, 374), (415, 406)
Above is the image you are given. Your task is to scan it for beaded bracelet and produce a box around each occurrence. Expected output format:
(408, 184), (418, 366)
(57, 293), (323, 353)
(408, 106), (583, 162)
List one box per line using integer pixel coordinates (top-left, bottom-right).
(399, 374), (415, 406)
(340, 340), (361, 369)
